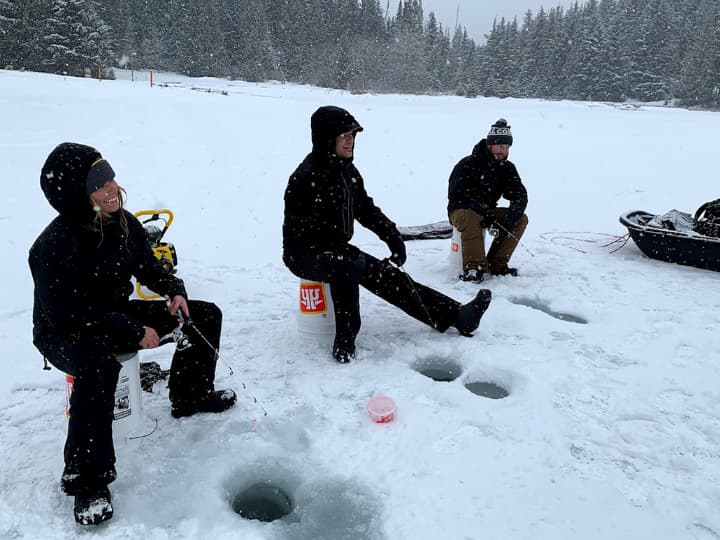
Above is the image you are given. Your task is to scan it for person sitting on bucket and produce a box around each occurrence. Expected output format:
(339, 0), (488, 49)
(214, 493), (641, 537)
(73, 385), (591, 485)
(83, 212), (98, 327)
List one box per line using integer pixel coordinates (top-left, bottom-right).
(28, 143), (237, 526)
(282, 106), (492, 363)
(447, 118), (529, 282)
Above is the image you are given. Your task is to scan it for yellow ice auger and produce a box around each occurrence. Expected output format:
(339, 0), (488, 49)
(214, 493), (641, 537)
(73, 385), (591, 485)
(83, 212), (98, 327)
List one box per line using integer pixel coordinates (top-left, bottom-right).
(134, 209), (177, 300)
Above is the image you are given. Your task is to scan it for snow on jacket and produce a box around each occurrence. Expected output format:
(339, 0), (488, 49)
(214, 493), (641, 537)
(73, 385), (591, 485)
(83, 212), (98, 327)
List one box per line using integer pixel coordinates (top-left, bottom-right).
(29, 142), (186, 351)
(282, 106), (399, 259)
(447, 139), (528, 228)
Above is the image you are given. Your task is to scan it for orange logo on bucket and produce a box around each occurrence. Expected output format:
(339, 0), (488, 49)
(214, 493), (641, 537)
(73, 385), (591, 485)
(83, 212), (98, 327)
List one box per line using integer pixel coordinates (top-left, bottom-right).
(451, 242), (459, 253)
(299, 282), (328, 314)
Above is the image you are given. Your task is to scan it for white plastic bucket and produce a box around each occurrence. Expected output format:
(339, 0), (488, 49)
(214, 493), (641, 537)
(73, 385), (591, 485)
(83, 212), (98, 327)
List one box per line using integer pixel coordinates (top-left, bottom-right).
(297, 280), (335, 336)
(450, 226), (493, 277)
(65, 352), (146, 445)
(450, 226), (463, 275)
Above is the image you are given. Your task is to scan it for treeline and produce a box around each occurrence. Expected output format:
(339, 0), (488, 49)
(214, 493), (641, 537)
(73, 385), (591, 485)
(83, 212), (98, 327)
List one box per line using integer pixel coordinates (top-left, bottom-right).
(1, 0), (719, 107)
(484, 0), (720, 107)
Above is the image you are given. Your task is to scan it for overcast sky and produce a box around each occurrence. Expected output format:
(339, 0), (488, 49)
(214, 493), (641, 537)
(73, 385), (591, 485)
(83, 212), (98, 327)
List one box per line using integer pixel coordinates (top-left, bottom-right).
(385, 1), (565, 43)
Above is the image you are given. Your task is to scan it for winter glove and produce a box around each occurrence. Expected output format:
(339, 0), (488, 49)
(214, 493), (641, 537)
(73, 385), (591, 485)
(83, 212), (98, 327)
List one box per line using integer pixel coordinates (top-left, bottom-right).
(386, 234), (407, 266)
(472, 203), (491, 216)
(482, 215), (496, 229)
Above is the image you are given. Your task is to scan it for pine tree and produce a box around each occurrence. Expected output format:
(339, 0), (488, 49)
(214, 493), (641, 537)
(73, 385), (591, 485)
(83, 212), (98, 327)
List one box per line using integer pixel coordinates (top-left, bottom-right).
(0, 0), (54, 71)
(386, 0), (429, 92)
(678, 0), (720, 107)
(218, 0), (275, 81)
(43, 0), (113, 77)
(424, 12), (447, 90)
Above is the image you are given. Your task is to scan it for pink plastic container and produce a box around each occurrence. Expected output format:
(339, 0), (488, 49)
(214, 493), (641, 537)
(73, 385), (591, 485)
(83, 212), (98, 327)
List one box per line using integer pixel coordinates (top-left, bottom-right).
(367, 396), (396, 423)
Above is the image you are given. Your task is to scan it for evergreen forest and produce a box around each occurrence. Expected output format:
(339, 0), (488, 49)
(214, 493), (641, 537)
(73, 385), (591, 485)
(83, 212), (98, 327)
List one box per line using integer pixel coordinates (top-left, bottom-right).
(1, 0), (719, 107)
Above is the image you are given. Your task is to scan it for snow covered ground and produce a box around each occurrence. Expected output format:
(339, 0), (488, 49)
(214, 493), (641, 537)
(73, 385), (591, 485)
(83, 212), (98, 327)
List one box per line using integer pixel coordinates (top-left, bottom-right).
(1, 68), (719, 539)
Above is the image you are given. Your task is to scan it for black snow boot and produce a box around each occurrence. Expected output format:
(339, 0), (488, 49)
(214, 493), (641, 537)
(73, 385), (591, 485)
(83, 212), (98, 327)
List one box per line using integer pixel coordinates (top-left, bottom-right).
(171, 389), (237, 418)
(490, 265), (518, 277)
(74, 486), (113, 525)
(332, 335), (356, 363)
(332, 345), (356, 363)
(459, 267), (485, 282)
(453, 289), (492, 337)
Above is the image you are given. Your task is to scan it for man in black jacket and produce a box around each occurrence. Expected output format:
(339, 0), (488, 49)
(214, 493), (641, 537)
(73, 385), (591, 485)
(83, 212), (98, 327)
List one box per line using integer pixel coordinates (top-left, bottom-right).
(29, 143), (236, 526)
(448, 118), (529, 282)
(283, 106), (492, 363)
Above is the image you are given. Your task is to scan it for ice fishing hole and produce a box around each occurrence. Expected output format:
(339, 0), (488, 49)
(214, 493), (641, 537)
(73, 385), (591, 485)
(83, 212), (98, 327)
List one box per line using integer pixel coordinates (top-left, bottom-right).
(465, 380), (509, 399)
(509, 297), (588, 324)
(414, 358), (463, 382)
(230, 481), (293, 523)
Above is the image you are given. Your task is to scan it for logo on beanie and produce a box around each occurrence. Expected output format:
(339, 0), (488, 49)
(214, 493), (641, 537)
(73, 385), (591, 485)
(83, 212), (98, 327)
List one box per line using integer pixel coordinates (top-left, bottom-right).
(487, 118), (513, 146)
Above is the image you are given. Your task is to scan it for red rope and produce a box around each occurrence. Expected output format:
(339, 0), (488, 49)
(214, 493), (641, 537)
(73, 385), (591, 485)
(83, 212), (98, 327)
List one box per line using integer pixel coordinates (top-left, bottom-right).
(540, 231), (631, 254)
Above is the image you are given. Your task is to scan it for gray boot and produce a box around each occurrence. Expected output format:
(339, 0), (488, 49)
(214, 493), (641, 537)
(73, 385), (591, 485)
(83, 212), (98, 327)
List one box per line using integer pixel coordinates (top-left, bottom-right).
(454, 289), (492, 336)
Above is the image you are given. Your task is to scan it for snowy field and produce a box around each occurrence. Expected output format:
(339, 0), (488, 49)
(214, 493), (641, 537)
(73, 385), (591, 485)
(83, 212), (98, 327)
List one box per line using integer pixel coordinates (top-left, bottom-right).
(1, 68), (719, 539)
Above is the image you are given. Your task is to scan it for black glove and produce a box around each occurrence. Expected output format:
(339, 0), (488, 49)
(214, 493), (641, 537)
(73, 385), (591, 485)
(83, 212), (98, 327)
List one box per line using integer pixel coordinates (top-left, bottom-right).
(386, 234), (407, 266)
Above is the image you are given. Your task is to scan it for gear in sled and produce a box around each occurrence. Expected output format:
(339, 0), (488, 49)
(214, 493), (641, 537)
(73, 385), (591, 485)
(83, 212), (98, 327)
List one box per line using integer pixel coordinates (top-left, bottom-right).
(134, 209), (178, 299)
(619, 198), (720, 272)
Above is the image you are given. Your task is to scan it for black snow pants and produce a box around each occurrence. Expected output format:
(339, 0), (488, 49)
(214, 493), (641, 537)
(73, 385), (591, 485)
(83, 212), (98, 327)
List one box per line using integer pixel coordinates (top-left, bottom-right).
(285, 244), (461, 349)
(36, 299), (221, 495)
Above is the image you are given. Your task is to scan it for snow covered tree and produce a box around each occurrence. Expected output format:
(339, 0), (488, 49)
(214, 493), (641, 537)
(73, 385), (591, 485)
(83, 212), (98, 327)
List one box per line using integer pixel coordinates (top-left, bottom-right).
(424, 12), (451, 91)
(677, 0), (720, 107)
(44, 0), (113, 77)
(0, 0), (54, 71)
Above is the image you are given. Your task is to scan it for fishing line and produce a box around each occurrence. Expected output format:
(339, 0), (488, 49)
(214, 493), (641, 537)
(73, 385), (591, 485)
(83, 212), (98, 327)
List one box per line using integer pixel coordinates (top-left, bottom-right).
(490, 222), (536, 258)
(539, 231), (630, 254)
(164, 296), (267, 416)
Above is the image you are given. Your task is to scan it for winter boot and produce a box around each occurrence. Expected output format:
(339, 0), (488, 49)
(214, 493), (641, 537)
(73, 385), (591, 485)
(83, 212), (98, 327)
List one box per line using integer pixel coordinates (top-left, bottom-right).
(454, 289), (492, 337)
(332, 335), (356, 363)
(459, 267), (485, 282)
(171, 389), (237, 418)
(332, 343), (356, 363)
(490, 265), (518, 277)
(74, 486), (113, 525)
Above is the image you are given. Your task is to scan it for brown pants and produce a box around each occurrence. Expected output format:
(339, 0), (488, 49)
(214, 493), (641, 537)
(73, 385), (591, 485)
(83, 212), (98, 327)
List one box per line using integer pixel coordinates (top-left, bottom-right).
(449, 208), (528, 272)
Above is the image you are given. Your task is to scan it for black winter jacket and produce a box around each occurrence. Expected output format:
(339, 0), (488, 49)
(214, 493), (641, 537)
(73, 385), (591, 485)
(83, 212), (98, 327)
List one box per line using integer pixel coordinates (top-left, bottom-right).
(447, 139), (528, 228)
(283, 107), (399, 260)
(29, 143), (186, 351)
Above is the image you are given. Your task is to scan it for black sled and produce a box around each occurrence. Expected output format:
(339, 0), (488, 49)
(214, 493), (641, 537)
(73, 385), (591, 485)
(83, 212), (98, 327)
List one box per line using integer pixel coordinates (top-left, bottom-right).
(398, 220), (452, 241)
(619, 208), (720, 272)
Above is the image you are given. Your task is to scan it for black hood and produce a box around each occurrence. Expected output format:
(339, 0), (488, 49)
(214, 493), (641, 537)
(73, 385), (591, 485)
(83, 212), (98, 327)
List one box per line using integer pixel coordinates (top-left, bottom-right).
(311, 106), (363, 154)
(40, 142), (106, 221)
(472, 139), (492, 160)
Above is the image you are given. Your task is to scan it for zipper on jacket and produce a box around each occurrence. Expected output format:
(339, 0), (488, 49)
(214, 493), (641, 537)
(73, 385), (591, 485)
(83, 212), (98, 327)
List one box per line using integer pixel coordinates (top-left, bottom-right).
(340, 170), (353, 236)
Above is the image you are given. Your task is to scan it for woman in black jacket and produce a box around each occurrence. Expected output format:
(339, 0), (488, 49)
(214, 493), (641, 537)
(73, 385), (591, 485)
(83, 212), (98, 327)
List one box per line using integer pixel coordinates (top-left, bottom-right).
(283, 106), (492, 363)
(29, 143), (236, 525)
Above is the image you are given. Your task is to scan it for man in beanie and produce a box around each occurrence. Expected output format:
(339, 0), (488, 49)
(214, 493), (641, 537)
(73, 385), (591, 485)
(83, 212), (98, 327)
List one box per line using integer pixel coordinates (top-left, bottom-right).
(283, 106), (492, 363)
(29, 143), (237, 525)
(447, 118), (529, 282)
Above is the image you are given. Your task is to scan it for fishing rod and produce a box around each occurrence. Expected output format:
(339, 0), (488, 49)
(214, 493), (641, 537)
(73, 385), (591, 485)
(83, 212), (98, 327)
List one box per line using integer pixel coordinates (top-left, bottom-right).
(489, 221), (535, 258)
(162, 296), (267, 416)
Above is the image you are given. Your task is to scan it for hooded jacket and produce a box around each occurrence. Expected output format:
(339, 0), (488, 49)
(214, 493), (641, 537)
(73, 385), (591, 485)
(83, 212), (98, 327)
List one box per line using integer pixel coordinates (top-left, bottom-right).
(447, 139), (528, 228)
(282, 106), (399, 260)
(29, 142), (186, 351)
